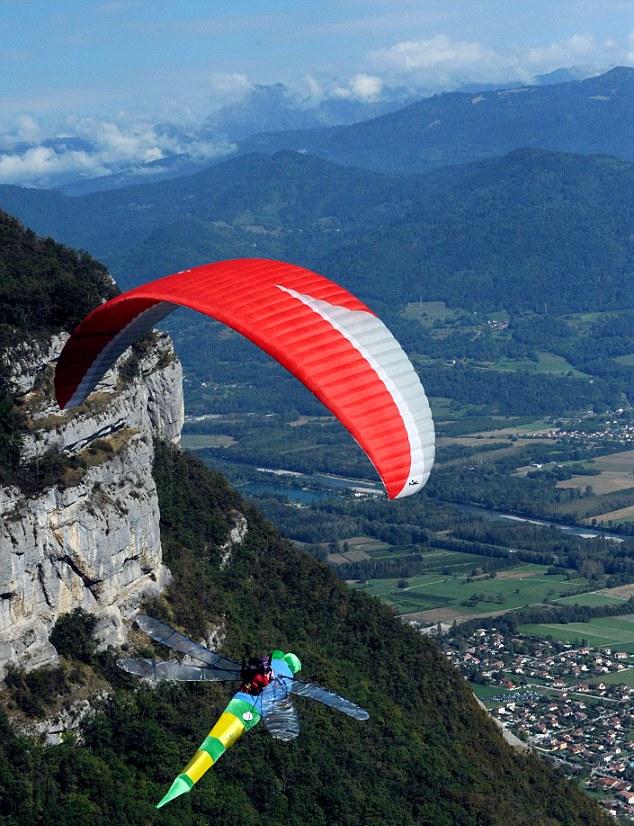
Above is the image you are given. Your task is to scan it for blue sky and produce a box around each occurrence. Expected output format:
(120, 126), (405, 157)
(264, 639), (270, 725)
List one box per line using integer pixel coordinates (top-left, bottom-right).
(3, 0), (634, 119)
(1, 1), (633, 184)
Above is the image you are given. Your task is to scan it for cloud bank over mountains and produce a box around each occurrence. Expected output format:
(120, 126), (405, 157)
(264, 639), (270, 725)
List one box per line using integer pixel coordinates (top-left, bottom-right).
(2, 26), (633, 189)
(0, 116), (235, 188)
(370, 33), (615, 87)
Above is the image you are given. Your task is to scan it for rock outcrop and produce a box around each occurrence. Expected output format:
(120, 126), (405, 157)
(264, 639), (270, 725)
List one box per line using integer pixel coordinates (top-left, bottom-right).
(0, 331), (184, 675)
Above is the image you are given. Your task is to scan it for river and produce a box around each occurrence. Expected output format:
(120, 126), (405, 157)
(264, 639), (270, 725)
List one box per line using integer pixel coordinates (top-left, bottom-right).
(451, 502), (625, 543)
(221, 460), (627, 543)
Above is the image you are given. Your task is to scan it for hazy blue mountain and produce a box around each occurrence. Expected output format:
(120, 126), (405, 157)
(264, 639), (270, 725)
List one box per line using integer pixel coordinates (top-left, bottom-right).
(0, 147), (465, 285)
(456, 66), (598, 93)
(1, 147), (633, 318)
(0, 151), (423, 285)
(203, 82), (418, 140)
(4, 66), (612, 194)
(533, 65), (599, 85)
(239, 67), (634, 172)
(59, 153), (219, 196)
(20, 84), (417, 196)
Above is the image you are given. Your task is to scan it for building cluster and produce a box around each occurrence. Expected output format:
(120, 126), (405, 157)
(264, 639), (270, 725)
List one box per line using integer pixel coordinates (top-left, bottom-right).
(442, 628), (634, 820)
(486, 319), (509, 332)
(445, 630), (631, 685)
(539, 411), (634, 444)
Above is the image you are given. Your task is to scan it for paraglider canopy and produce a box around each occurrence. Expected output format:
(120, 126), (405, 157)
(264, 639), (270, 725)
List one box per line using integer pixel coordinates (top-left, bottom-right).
(55, 258), (435, 499)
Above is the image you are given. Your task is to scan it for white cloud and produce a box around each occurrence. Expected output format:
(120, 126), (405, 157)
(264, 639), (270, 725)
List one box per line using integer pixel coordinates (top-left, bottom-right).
(0, 146), (109, 185)
(0, 115), (43, 148)
(626, 30), (634, 63)
(0, 115), (235, 187)
(373, 35), (497, 72)
(371, 34), (510, 86)
(300, 74), (325, 103)
(292, 73), (384, 105)
(15, 115), (41, 143)
(206, 73), (254, 108)
(333, 73), (384, 101)
(524, 34), (597, 67)
(370, 32), (634, 88)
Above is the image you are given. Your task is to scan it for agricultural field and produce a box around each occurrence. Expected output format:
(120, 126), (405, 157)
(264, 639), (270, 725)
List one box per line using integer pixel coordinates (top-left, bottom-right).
(519, 615), (634, 652)
(557, 448), (634, 496)
(554, 592), (626, 608)
(327, 536), (394, 564)
(439, 439), (545, 468)
(615, 353), (634, 366)
(491, 351), (584, 376)
(590, 504), (634, 525)
(469, 420), (551, 438)
(470, 684), (517, 705)
(586, 667), (634, 687)
(354, 562), (592, 620)
(181, 433), (236, 450)
(552, 485), (634, 521)
(402, 300), (465, 327)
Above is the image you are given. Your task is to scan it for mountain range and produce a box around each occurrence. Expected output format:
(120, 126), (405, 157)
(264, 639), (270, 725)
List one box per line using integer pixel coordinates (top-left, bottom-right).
(0, 65), (616, 194)
(2, 146), (633, 316)
(239, 67), (634, 173)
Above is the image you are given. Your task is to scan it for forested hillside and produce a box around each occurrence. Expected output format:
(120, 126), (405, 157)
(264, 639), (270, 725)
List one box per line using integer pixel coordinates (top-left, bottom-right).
(0, 444), (609, 825)
(0, 211), (118, 481)
(1, 147), (633, 317)
(317, 148), (634, 313)
(3, 146), (632, 421)
(0, 211), (116, 344)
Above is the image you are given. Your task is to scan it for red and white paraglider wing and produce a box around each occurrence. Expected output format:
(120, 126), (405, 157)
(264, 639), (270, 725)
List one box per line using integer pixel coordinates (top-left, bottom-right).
(55, 259), (434, 499)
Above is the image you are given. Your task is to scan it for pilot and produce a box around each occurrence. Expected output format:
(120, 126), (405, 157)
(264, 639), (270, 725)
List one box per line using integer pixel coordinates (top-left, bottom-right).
(240, 655), (273, 695)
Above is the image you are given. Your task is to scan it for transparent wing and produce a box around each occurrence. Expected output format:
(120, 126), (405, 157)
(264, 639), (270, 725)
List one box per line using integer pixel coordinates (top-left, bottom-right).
(290, 680), (369, 720)
(117, 658), (241, 682)
(135, 614), (241, 673)
(261, 678), (300, 742)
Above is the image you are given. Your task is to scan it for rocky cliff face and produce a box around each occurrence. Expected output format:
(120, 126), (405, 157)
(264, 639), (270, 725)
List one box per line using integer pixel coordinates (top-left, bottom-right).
(0, 331), (184, 676)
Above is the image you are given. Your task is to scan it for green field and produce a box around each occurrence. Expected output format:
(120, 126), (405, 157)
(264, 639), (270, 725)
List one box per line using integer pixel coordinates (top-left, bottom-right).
(355, 564), (592, 615)
(554, 592), (626, 608)
(470, 683), (516, 706)
(337, 537), (391, 557)
(402, 300), (462, 326)
(519, 615), (634, 651)
(491, 351), (584, 376)
(586, 666), (634, 687)
(181, 433), (236, 450)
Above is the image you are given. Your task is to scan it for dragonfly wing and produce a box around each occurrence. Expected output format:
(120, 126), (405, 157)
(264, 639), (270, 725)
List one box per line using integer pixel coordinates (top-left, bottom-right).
(262, 696), (300, 742)
(117, 658), (241, 682)
(290, 680), (369, 720)
(135, 614), (240, 673)
(261, 678), (300, 741)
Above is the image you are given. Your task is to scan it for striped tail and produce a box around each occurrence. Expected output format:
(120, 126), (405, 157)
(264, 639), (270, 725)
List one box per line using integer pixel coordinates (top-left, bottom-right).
(156, 697), (261, 808)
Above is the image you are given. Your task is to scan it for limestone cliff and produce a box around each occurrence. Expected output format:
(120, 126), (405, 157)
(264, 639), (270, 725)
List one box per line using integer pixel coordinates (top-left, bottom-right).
(0, 330), (184, 675)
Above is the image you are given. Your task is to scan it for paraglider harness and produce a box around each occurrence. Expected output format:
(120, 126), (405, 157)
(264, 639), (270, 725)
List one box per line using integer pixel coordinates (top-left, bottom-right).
(240, 649), (273, 696)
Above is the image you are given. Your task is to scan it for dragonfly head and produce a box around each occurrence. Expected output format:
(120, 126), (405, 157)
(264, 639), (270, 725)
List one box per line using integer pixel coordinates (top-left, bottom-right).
(270, 650), (302, 675)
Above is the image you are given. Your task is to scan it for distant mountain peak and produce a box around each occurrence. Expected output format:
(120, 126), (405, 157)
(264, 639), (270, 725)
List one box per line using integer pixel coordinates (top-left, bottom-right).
(238, 66), (634, 174)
